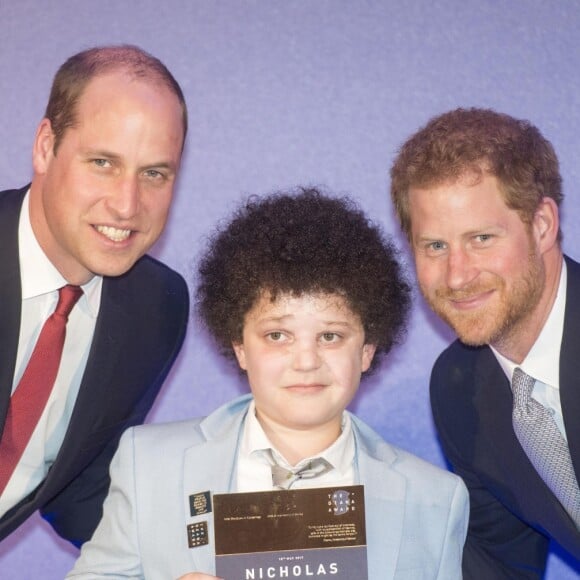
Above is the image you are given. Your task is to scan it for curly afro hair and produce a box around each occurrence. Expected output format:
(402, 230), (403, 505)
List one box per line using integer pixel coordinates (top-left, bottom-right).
(196, 187), (411, 372)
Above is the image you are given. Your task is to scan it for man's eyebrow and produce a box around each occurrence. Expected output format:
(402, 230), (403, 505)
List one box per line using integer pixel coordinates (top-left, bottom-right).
(82, 148), (119, 158)
(83, 149), (178, 172)
(142, 161), (177, 171)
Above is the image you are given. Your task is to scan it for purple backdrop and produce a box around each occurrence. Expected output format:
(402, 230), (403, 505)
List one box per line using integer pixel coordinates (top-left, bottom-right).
(1, 1), (580, 577)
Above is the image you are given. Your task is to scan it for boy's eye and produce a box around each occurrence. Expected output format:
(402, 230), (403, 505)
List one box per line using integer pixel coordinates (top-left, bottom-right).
(321, 332), (340, 343)
(267, 331), (284, 342)
(92, 158), (110, 168)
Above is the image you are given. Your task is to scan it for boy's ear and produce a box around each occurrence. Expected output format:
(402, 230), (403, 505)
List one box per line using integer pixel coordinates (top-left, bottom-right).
(361, 344), (377, 372)
(232, 342), (247, 370)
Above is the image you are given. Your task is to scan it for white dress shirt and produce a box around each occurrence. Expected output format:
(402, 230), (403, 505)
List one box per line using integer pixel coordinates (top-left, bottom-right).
(236, 400), (356, 492)
(0, 191), (102, 516)
(491, 260), (567, 439)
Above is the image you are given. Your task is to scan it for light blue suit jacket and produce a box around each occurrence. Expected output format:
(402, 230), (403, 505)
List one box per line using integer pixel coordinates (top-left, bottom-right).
(67, 395), (468, 579)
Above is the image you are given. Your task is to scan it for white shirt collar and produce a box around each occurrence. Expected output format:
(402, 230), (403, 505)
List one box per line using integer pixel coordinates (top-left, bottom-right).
(241, 399), (354, 471)
(491, 259), (566, 388)
(18, 189), (102, 317)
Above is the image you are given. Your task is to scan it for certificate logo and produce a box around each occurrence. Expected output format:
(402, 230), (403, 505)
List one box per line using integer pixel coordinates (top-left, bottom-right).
(330, 489), (351, 516)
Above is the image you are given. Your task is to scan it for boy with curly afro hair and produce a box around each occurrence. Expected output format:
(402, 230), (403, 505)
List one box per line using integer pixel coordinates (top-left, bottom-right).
(68, 188), (469, 580)
(197, 187), (409, 372)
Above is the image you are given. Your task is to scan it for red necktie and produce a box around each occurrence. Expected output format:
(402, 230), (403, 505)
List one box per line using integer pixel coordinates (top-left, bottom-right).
(0, 285), (83, 494)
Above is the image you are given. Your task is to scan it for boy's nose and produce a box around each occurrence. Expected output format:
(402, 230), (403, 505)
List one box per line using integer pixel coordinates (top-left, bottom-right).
(291, 342), (322, 371)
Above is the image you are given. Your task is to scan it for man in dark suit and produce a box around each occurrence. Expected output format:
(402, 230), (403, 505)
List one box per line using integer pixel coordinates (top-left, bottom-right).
(390, 107), (580, 577)
(0, 45), (189, 546)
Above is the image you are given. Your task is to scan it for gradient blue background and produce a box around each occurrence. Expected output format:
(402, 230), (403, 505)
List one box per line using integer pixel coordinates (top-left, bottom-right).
(1, 1), (580, 577)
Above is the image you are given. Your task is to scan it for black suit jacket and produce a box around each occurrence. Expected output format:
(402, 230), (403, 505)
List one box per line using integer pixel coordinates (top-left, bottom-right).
(0, 186), (189, 545)
(431, 255), (580, 578)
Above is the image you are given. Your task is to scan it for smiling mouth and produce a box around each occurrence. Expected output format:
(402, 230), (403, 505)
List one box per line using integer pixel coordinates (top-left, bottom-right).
(94, 225), (132, 242)
(448, 290), (494, 309)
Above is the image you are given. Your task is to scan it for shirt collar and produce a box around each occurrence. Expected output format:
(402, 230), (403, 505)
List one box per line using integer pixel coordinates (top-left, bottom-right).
(491, 259), (566, 388)
(241, 399), (353, 471)
(18, 189), (102, 317)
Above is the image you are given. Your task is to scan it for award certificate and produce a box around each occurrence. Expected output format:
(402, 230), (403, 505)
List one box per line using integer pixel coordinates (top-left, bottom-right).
(213, 485), (367, 579)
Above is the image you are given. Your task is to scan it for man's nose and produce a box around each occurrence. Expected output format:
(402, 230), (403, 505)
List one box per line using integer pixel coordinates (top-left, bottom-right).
(106, 175), (140, 219)
(446, 247), (478, 290)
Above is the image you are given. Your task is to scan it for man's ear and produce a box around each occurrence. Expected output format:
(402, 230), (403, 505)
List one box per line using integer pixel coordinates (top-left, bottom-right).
(232, 342), (247, 371)
(32, 118), (56, 175)
(533, 197), (560, 254)
(361, 344), (377, 373)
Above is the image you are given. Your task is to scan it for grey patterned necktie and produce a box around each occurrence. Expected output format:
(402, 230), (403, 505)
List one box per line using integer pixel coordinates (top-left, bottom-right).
(268, 451), (333, 490)
(511, 367), (580, 526)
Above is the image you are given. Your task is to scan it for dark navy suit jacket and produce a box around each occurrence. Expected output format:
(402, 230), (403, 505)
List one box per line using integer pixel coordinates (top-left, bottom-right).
(431, 255), (580, 578)
(0, 186), (189, 545)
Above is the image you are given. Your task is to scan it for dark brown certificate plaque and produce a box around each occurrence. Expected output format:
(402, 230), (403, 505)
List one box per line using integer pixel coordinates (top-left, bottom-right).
(213, 485), (367, 579)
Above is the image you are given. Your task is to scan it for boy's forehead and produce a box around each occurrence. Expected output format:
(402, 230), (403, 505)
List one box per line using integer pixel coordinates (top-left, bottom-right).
(247, 290), (357, 319)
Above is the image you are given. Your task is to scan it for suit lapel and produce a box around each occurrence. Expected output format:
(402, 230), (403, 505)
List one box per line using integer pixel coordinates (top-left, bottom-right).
(65, 278), (128, 429)
(0, 188), (26, 434)
(559, 256), (580, 485)
(182, 402), (247, 573)
(353, 417), (405, 579)
(473, 349), (532, 481)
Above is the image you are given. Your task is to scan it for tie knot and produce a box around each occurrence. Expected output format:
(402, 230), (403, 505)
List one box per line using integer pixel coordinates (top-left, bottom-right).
(512, 367), (535, 403)
(269, 450), (332, 490)
(55, 285), (83, 319)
